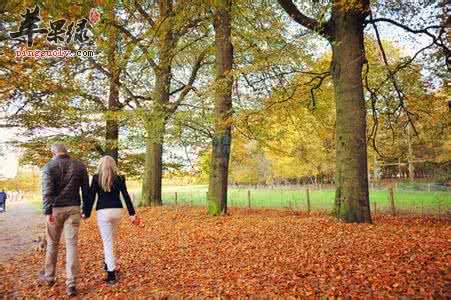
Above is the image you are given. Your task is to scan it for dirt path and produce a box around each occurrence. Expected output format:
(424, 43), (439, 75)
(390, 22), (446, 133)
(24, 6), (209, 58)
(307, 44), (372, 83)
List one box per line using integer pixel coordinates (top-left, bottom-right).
(0, 201), (44, 263)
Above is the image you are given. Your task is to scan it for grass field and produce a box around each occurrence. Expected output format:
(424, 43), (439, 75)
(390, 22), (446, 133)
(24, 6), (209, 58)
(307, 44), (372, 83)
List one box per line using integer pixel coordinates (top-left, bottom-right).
(127, 184), (450, 215)
(22, 183), (450, 215)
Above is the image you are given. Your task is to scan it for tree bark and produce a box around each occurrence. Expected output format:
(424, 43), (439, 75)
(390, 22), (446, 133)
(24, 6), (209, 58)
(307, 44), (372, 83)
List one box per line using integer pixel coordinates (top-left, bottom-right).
(105, 23), (120, 162)
(141, 0), (174, 206)
(207, 0), (234, 215)
(142, 140), (163, 206)
(277, 0), (372, 223)
(331, 1), (372, 223)
(407, 123), (414, 181)
(105, 71), (120, 162)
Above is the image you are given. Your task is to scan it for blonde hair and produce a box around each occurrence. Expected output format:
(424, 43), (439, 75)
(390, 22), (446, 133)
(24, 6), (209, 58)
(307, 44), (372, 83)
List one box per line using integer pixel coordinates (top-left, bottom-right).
(97, 156), (118, 192)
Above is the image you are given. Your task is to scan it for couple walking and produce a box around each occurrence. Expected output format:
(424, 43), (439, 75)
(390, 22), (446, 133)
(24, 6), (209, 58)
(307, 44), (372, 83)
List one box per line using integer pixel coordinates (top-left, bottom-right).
(39, 144), (138, 297)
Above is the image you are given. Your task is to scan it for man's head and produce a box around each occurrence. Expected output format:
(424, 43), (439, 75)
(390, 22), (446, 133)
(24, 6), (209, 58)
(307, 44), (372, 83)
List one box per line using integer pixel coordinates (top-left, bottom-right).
(50, 144), (68, 157)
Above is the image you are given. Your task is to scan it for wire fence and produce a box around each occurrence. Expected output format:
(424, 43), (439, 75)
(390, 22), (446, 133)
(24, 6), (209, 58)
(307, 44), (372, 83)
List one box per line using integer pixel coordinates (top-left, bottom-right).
(131, 183), (451, 217)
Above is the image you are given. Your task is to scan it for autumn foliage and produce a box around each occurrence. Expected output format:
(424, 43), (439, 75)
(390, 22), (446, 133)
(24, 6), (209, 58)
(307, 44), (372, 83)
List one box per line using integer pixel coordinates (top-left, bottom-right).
(0, 207), (449, 298)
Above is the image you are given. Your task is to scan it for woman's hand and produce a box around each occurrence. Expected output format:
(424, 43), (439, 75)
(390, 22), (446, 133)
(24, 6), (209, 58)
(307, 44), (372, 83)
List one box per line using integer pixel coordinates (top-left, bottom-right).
(130, 215), (140, 225)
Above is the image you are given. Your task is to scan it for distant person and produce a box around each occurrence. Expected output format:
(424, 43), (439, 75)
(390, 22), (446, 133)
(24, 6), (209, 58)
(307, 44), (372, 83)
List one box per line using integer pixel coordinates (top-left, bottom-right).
(83, 155), (138, 284)
(39, 144), (89, 297)
(0, 189), (7, 212)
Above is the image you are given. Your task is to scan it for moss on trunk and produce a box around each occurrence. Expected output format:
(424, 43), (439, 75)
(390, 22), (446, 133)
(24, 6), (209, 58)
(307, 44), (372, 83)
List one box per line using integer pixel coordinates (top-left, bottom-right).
(330, 1), (372, 223)
(208, 0), (233, 216)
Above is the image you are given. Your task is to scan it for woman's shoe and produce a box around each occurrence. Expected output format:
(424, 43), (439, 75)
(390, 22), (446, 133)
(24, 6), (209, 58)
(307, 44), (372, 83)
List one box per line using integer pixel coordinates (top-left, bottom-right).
(105, 270), (116, 284)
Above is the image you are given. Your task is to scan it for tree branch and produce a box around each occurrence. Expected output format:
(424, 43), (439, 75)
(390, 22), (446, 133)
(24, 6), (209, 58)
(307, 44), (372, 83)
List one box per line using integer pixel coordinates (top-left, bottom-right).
(134, 1), (155, 27)
(88, 58), (111, 78)
(168, 49), (208, 114)
(370, 15), (418, 135)
(277, 0), (328, 36)
(365, 17), (449, 53)
(111, 22), (159, 70)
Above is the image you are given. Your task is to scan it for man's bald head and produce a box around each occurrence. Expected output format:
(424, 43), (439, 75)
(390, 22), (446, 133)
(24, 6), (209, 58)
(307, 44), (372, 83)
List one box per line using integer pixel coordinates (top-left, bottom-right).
(51, 144), (68, 156)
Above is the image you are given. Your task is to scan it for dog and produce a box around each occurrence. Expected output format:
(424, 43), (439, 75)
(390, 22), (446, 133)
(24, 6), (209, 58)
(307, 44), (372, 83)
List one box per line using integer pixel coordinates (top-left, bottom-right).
(33, 235), (47, 252)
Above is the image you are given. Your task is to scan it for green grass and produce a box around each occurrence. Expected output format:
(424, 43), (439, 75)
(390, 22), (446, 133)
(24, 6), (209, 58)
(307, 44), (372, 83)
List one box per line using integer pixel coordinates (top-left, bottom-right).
(127, 185), (450, 215)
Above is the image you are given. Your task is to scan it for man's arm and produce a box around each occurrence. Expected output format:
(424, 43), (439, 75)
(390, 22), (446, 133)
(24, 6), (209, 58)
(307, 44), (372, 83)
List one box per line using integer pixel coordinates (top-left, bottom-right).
(42, 164), (56, 215)
(80, 164), (90, 214)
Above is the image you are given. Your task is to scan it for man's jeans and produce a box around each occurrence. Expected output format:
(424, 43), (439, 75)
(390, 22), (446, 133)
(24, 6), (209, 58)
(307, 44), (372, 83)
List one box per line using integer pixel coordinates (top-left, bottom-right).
(44, 206), (80, 288)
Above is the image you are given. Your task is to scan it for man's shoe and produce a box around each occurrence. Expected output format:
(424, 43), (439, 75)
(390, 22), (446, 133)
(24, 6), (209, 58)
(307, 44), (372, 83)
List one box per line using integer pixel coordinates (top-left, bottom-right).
(38, 271), (55, 287)
(66, 286), (77, 297)
(105, 270), (116, 284)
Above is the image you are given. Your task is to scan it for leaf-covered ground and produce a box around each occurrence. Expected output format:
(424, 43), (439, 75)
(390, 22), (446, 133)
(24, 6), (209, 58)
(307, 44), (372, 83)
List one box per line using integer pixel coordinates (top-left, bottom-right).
(0, 207), (449, 298)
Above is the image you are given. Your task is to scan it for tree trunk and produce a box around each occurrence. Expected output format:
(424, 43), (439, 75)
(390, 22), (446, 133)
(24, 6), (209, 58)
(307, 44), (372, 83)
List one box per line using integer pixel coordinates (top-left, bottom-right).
(207, 0), (233, 215)
(141, 0), (173, 206)
(373, 152), (378, 181)
(407, 123), (415, 181)
(105, 22), (120, 162)
(105, 71), (120, 162)
(142, 140), (163, 206)
(331, 1), (372, 223)
(141, 74), (169, 206)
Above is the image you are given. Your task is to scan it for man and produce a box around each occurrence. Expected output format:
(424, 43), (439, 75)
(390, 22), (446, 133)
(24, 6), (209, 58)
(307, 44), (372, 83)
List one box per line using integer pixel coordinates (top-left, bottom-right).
(39, 144), (89, 297)
(0, 189), (6, 212)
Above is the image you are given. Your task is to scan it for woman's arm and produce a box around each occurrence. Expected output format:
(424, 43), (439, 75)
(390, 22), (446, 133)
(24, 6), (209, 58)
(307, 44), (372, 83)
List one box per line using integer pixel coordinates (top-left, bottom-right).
(119, 176), (136, 216)
(83, 175), (98, 218)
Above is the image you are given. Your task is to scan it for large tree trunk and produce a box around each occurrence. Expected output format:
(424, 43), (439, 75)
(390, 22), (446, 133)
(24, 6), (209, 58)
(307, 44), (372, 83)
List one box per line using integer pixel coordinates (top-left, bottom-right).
(142, 140), (163, 206)
(331, 2), (372, 223)
(141, 0), (173, 206)
(207, 0), (234, 215)
(141, 75), (168, 206)
(105, 25), (120, 162)
(105, 71), (120, 162)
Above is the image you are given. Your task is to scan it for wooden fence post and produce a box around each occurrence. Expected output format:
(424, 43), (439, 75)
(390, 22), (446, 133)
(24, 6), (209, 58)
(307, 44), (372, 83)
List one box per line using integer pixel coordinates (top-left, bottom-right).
(306, 188), (311, 214)
(438, 200), (442, 217)
(388, 186), (396, 216)
(175, 192), (178, 206)
(247, 190), (251, 209)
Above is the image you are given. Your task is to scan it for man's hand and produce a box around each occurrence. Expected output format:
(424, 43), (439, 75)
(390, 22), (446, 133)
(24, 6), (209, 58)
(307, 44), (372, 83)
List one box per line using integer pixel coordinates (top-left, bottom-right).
(46, 214), (56, 225)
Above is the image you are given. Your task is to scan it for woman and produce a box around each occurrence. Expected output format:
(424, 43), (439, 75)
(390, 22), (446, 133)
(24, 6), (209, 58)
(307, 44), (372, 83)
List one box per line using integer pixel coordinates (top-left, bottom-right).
(83, 155), (138, 284)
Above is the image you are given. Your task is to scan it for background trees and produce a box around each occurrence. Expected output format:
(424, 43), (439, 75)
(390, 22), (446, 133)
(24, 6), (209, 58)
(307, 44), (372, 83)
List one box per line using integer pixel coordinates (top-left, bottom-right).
(0, 0), (447, 222)
(275, 0), (448, 223)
